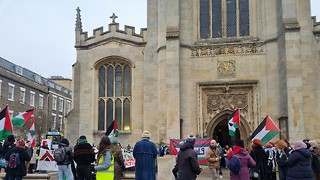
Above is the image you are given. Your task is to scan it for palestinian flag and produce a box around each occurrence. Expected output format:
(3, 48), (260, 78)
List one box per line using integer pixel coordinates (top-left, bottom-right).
(105, 120), (118, 137)
(27, 117), (36, 148)
(228, 109), (240, 136)
(12, 109), (34, 127)
(250, 115), (280, 145)
(0, 106), (13, 140)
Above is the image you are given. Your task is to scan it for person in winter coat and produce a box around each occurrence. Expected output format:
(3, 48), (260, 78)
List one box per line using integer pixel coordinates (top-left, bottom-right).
(285, 140), (313, 180)
(73, 135), (95, 180)
(94, 135), (114, 180)
(250, 139), (268, 180)
(56, 138), (74, 180)
(228, 139), (256, 180)
(309, 140), (320, 180)
(177, 133), (202, 180)
(264, 142), (277, 180)
(5, 139), (31, 180)
(133, 131), (158, 180)
(205, 139), (220, 180)
(275, 140), (290, 180)
(2, 135), (15, 157)
(110, 137), (125, 180)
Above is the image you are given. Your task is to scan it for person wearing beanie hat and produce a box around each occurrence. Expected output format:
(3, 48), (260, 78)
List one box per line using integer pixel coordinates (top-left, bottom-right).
(264, 142), (277, 180)
(250, 138), (269, 180)
(110, 137), (125, 180)
(4, 139), (31, 179)
(2, 135), (16, 158)
(308, 140), (320, 179)
(55, 138), (74, 180)
(133, 131), (157, 180)
(176, 133), (202, 180)
(73, 135), (95, 180)
(285, 140), (313, 179)
(275, 140), (291, 180)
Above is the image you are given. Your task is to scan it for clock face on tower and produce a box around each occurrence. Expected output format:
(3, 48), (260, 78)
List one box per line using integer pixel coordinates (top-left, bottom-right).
(217, 60), (236, 78)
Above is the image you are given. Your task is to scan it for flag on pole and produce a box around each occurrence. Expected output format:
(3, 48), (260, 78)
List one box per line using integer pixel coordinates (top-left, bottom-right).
(27, 117), (36, 148)
(250, 115), (280, 145)
(12, 109), (34, 127)
(105, 120), (119, 137)
(0, 106), (13, 140)
(228, 109), (241, 136)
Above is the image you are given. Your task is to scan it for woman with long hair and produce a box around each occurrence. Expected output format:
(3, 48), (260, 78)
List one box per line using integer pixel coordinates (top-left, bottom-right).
(94, 135), (114, 179)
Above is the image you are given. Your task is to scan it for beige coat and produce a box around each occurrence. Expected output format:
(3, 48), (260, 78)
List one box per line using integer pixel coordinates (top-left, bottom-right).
(205, 147), (220, 169)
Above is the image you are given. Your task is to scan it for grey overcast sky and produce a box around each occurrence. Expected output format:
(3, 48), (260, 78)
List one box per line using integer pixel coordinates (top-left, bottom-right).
(0, 0), (319, 79)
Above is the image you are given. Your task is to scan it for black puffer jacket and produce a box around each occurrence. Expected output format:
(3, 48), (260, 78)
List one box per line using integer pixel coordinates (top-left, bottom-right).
(73, 142), (95, 166)
(285, 148), (313, 180)
(177, 141), (201, 180)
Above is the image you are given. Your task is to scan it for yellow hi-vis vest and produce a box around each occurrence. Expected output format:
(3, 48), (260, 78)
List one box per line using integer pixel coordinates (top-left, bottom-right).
(96, 152), (114, 180)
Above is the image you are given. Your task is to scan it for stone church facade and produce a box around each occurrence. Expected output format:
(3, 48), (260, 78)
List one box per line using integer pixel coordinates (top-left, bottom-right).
(66, 0), (320, 146)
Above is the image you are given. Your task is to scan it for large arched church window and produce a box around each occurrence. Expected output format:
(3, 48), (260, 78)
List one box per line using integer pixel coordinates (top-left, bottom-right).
(199, 0), (249, 39)
(98, 61), (131, 131)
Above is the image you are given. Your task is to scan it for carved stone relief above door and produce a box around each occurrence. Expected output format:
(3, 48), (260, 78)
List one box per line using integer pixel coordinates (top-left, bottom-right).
(198, 81), (259, 138)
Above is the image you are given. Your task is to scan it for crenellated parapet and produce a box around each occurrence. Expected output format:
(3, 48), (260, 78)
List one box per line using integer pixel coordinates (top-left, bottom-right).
(75, 9), (147, 49)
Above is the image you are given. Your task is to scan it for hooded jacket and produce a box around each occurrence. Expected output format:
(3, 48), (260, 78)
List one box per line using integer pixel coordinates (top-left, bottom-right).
(177, 141), (201, 180)
(228, 146), (256, 180)
(285, 148), (313, 179)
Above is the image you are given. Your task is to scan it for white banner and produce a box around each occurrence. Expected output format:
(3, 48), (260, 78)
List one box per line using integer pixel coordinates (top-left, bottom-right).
(37, 148), (58, 171)
(122, 150), (135, 168)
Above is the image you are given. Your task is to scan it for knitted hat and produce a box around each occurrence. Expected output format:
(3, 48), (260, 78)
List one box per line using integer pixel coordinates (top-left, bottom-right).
(110, 136), (118, 144)
(252, 139), (263, 146)
(142, 131), (151, 138)
(294, 141), (307, 150)
(61, 138), (70, 146)
(308, 140), (318, 148)
(235, 139), (244, 148)
(16, 139), (25, 148)
(186, 133), (196, 143)
(79, 135), (87, 139)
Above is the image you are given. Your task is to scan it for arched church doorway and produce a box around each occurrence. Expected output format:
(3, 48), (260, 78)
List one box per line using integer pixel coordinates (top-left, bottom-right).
(213, 118), (240, 148)
(206, 110), (251, 147)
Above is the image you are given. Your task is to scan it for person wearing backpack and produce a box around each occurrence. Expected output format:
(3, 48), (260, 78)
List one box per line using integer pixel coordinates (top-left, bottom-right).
(205, 139), (221, 179)
(227, 139), (256, 180)
(54, 138), (74, 180)
(4, 139), (31, 180)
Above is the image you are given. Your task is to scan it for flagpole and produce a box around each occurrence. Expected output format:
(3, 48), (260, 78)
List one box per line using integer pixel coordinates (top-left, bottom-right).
(279, 130), (290, 145)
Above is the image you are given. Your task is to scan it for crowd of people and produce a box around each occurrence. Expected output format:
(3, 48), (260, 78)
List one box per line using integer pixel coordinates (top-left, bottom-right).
(170, 134), (320, 180)
(0, 132), (319, 180)
(0, 134), (128, 180)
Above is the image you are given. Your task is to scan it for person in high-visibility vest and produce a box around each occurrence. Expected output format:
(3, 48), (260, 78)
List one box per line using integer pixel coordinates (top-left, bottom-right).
(94, 135), (114, 179)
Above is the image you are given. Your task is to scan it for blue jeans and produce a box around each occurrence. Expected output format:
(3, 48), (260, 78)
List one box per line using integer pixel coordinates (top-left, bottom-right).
(58, 165), (74, 180)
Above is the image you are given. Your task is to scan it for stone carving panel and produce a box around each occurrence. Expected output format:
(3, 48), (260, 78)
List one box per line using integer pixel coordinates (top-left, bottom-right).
(191, 42), (264, 58)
